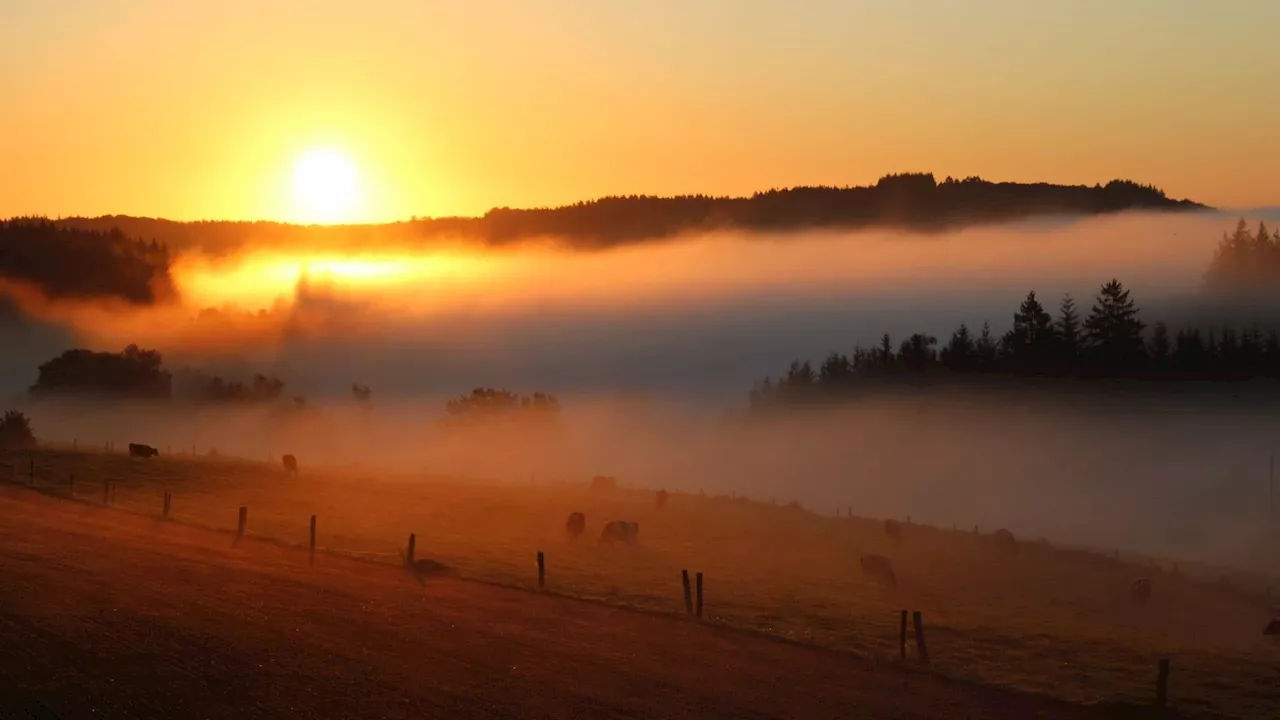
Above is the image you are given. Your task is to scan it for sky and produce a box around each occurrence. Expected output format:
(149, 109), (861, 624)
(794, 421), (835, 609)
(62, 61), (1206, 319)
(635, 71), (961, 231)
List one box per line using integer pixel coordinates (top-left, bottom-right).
(1, 0), (1278, 223)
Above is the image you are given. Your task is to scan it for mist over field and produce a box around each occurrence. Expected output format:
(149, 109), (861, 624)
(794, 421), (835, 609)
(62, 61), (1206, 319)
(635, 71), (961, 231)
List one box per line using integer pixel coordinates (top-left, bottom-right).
(5, 207), (1280, 576)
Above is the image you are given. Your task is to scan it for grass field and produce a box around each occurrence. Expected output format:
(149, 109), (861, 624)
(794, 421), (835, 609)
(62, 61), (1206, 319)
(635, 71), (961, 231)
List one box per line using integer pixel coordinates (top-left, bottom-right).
(4, 446), (1278, 719)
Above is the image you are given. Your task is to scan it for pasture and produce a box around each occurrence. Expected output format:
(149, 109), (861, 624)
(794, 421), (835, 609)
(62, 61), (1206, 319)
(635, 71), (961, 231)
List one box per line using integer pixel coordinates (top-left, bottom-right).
(4, 446), (1278, 718)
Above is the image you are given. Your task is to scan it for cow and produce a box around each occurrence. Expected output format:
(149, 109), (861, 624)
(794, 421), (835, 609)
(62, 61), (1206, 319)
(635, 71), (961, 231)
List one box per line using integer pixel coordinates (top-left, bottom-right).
(1264, 618), (1280, 636)
(128, 443), (159, 459)
(282, 454), (298, 475)
(565, 512), (586, 540)
(599, 520), (639, 545)
(590, 475), (617, 491)
(656, 489), (668, 509)
(1130, 577), (1153, 607)
(397, 548), (453, 586)
(884, 518), (902, 541)
(991, 528), (1018, 555)
(860, 554), (897, 588)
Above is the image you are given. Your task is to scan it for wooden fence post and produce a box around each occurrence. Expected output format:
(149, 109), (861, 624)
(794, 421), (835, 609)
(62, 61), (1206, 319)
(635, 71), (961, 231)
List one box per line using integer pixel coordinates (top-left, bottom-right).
(537, 551), (545, 588)
(69, 474), (74, 497)
(912, 611), (929, 663)
(695, 572), (704, 619)
(103, 480), (110, 506)
(163, 492), (171, 519)
(681, 570), (693, 615)
(309, 515), (317, 566)
(899, 610), (908, 659)
(237, 506), (247, 539)
(1156, 658), (1170, 708)
(406, 533), (416, 565)
(28, 459), (34, 483)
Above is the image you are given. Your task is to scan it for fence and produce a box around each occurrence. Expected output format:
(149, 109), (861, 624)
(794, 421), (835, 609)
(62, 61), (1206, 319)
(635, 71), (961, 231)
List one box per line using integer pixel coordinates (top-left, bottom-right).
(0, 454), (1185, 715)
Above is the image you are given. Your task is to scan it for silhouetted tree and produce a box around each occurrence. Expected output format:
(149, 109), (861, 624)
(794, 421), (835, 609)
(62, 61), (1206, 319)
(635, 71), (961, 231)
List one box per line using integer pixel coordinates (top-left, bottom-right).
(1002, 291), (1056, 375)
(30, 345), (171, 398)
(1083, 279), (1147, 373)
(940, 324), (976, 372)
(1056, 294), (1082, 366)
(441, 387), (562, 429)
(974, 322), (999, 371)
(0, 410), (36, 450)
(897, 333), (938, 374)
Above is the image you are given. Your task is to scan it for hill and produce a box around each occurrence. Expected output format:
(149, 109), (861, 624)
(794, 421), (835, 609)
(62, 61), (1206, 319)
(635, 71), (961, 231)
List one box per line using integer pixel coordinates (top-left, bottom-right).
(53, 174), (1205, 254)
(0, 483), (1102, 720)
(1, 446), (1274, 718)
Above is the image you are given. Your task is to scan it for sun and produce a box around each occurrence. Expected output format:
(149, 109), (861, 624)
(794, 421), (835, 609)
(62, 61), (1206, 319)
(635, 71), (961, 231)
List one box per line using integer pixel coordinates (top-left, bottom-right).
(291, 148), (362, 224)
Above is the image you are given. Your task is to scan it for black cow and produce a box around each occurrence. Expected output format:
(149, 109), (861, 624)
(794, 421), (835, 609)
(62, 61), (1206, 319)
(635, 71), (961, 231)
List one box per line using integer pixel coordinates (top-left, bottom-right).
(599, 520), (639, 544)
(860, 554), (897, 587)
(282, 454), (298, 475)
(565, 512), (586, 540)
(1263, 618), (1280, 636)
(128, 443), (159, 459)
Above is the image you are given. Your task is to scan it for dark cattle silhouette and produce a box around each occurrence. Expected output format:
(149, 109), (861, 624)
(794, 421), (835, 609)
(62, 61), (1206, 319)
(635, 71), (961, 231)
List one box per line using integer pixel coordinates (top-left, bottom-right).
(991, 528), (1018, 555)
(397, 548), (453, 586)
(282, 454), (298, 475)
(860, 554), (897, 587)
(565, 512), (586, 540)
(1130, 577), (1152, 606)
(599, 520), (639, 544)
(884, 518), (902, 541)
(590, 475), (617, 491)
(1264, 618), (1280, 636)
(656, 489), (668, 509)
(128, 443), (158, 459)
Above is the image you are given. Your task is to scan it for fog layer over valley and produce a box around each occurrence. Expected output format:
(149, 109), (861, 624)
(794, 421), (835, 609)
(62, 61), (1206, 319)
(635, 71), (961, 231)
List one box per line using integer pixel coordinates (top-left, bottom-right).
(5, 208), (1280, 577)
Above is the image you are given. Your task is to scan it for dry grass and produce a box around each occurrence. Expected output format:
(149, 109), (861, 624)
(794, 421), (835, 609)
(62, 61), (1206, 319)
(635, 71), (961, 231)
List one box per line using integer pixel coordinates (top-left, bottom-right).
(5, 447), (1279, 719)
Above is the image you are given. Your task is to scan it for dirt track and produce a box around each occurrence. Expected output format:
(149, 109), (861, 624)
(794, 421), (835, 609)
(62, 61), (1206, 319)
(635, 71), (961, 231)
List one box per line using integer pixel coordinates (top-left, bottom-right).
(0, 486), (1104, 720)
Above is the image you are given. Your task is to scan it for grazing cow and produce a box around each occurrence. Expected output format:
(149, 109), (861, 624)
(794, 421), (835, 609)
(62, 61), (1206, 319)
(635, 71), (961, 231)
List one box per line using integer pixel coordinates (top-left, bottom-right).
(656, 489), (668, 509)
(991, 528), (1018, 555)
(565, 512), (586, 540)
(398, 549), (453, 586)
(1130, 577), (1153, 607)
(884, 518), (902, 541)
(128, 443), (159, 459)
(1263, 618), (1280, 636)
(282, 454), (298, 475)
(860, 554), (897, 588)
(590, 475), (617, 491)
(599, 520), (639, 544)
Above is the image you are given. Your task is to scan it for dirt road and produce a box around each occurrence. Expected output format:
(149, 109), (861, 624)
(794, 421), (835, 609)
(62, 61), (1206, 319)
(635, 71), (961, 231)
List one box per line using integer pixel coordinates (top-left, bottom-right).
(0, 486), (1102, 719)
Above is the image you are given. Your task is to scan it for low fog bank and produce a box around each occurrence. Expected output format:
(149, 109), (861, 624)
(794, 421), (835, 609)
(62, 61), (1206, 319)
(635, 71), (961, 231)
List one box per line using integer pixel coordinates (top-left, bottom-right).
(4, 209), (1278, 402)
(15, 389), (1280, 577)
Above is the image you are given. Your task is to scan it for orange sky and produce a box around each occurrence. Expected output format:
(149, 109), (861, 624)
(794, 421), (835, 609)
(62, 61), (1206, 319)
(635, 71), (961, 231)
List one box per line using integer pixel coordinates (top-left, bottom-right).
(2, 0), (1277, 223)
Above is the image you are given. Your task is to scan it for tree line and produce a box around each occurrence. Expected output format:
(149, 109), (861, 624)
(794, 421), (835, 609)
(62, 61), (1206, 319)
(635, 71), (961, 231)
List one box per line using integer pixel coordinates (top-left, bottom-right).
(48, 174), (1202, 253)
(0, 218), (174, 305)
(24, 346), (559, 428)
(749, 274), (1280, 411)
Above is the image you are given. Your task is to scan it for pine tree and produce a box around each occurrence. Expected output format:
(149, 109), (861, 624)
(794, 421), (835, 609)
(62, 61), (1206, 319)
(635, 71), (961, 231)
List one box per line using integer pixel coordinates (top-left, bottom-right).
(877, 333), (894, 370)
(1083, 279), (1147, 373)
(1149, 322), (1170, 372)
(941, 323), (976, 372)
(1002, 291), (1056, 374)
(1056, 294), (1081, 359)
(974, 321), (998, 370)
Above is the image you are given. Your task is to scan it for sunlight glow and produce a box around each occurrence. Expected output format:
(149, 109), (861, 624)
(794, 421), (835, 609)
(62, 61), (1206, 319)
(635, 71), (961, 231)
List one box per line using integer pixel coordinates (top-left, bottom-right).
(291, 148), (363, 224)
(173, 251), (496, 311)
